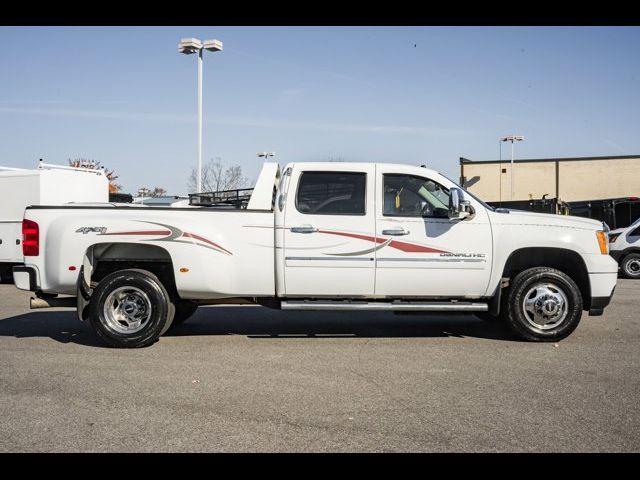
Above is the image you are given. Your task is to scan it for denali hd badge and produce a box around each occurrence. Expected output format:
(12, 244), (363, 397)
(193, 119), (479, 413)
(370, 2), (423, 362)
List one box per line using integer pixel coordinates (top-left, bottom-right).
(76, 227), (107, 235)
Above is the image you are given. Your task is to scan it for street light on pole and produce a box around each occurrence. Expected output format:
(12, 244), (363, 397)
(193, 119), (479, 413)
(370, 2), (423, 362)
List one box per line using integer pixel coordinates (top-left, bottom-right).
(178, 37), (223, 193)
(500, 135), (525, 201)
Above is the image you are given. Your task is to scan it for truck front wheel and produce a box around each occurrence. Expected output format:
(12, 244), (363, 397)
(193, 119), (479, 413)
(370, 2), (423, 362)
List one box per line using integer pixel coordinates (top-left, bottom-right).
(88, 269), (175, 348)
(504, 267), (583, 342)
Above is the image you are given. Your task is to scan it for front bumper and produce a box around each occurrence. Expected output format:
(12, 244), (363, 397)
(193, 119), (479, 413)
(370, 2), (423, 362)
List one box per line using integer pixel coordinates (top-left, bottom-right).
(581, 252), (618, 316)
(589, 292), (615, 316)
(587, 272), (617, 316)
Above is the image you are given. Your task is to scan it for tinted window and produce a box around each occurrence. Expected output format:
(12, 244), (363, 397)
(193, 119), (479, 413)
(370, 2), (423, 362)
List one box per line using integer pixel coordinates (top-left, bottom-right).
(383, 174), (450, 218)
(296, 172), (366, 215)
(630, 226), (640, 237)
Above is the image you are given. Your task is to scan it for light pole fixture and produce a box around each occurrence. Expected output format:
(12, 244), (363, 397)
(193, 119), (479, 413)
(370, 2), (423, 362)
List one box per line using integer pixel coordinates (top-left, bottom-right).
(500, 135), (525, 201)
(257, 152), (276, 161)
(178, 37), (224, 193)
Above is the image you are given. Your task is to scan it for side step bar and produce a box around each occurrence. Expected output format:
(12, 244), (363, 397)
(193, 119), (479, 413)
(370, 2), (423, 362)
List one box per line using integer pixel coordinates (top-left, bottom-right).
(281, 300), (488, 312)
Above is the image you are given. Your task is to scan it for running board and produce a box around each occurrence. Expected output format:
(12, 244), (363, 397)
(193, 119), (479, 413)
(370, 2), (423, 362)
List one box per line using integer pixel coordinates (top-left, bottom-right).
(281, 300), (488, 312)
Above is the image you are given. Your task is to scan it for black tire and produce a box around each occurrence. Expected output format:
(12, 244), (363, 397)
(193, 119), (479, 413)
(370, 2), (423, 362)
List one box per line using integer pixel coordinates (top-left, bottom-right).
(170, 300), (199, 327)
(88, 269), (175, 348)
(504, 267), (583, 342)
(620, 253), (640, 279)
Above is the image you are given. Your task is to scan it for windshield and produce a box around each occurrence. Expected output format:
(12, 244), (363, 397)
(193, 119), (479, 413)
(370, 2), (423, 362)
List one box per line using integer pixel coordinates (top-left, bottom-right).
(627, 216), (640, 230)
(437, 172), (495, 211)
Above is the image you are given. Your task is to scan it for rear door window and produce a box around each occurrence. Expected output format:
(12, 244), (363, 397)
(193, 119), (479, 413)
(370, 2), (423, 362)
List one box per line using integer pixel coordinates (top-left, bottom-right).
(295, 172), (366, 215)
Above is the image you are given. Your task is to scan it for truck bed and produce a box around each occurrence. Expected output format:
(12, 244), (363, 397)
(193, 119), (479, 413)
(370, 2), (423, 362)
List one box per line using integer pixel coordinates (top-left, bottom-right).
(24, 205), (276, 299)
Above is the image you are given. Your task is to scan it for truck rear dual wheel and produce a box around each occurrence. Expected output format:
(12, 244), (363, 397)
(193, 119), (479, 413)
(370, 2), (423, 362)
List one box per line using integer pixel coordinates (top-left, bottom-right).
(621, 253), (640, 279)
(503, 267), (583, 342)
(88, 269), (175, 348)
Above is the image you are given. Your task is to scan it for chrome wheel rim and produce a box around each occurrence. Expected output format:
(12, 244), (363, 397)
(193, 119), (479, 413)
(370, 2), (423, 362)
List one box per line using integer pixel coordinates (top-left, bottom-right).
(522, 282), (569, 330)
(103, 286), (152, 334)
(625, 258), (640, 276)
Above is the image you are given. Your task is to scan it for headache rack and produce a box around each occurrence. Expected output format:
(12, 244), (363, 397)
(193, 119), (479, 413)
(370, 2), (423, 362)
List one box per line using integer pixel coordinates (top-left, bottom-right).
(188, 188), (254, 208)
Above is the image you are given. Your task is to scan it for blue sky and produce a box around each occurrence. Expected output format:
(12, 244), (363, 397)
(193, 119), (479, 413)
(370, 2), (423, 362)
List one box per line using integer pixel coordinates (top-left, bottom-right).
(0, 26), (639, 195)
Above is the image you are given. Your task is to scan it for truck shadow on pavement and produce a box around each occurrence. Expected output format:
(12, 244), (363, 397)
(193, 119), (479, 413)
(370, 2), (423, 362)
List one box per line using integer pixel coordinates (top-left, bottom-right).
(0, 307), (517, 347)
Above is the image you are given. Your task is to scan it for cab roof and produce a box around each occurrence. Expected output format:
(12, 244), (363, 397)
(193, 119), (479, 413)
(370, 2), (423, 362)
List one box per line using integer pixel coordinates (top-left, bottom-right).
(282, 162), (441, 178)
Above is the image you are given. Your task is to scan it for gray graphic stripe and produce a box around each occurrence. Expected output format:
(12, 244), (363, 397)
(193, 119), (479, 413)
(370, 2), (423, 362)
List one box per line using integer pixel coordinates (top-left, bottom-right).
(376, 257), (485, 263)
(327, 238), (393, 257)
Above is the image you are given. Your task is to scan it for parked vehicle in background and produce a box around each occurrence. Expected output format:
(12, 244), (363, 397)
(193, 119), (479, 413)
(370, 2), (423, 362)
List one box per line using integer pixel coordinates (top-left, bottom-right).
(14, 162), (618, 348)
(608, 217), (640, 278)
(486, 196), (640, 231)
(109, 192), (133, 203)
(565, 196), (640, 230)
(0, 161), (108, 283)
(132, 196), (191, 207)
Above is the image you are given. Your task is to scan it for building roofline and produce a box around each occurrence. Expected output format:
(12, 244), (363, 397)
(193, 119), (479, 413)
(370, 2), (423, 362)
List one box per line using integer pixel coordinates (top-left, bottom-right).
(459, 154), (640, 165)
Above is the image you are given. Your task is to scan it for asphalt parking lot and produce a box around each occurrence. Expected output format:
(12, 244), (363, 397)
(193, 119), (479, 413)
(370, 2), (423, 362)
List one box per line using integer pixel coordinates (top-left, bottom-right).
(0, 280), (638, 452)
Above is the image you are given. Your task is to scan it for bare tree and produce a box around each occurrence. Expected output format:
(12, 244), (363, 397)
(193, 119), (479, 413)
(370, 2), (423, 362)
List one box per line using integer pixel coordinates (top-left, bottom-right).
(137, 187), (167, 197)
(69, 158), (122, 193)
(188, 157), (249, 193)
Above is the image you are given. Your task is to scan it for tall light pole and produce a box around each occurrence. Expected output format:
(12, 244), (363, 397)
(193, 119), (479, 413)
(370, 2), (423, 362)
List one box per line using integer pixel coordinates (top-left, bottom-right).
(178, 37), (223, 193)
(500, 135), (525, 201)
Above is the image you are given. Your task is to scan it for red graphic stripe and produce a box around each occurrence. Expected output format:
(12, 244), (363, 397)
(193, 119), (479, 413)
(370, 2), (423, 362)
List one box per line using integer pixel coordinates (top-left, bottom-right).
(101, 230), (171, 236)
(388, 240), (447, 253)
(182, 232), (233, 255)
(318, 229), (447, 254)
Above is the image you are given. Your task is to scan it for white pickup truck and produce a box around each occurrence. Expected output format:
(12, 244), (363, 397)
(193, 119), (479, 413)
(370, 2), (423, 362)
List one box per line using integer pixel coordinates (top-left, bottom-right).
(13, 162), (618, 347)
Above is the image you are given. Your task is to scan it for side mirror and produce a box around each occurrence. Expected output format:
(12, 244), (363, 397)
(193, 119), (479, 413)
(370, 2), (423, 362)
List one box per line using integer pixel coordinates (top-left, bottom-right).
(448, 188), (471, 220)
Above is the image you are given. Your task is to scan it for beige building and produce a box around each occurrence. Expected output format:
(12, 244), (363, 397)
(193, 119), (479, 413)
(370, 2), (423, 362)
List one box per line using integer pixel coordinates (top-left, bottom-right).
(459, 155), (640, 203)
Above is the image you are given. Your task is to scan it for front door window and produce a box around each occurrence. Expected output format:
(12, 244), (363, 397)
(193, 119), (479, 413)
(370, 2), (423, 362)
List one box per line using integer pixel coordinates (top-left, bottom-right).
(383, 174), (450, 218)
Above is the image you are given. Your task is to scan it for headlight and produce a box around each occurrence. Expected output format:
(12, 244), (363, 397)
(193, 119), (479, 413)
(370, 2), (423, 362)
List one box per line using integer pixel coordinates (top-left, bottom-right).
(596, 230), (608, 255)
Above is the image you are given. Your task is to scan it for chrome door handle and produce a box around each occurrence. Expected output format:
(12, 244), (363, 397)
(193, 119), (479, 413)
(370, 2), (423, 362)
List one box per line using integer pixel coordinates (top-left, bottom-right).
(291, 225), (318, 233)
(382, 228), (410, 236)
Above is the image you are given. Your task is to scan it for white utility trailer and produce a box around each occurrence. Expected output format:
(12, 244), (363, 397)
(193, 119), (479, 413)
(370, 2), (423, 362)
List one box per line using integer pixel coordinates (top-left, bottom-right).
(0, 161), (109, 282)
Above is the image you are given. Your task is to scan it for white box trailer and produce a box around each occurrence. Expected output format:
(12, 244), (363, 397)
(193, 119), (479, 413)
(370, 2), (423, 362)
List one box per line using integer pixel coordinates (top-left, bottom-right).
(0, 163), (109, 282)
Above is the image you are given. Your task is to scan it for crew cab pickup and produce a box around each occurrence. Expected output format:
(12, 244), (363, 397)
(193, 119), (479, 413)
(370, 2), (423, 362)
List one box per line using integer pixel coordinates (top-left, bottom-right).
(13, 162), (618, 347)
